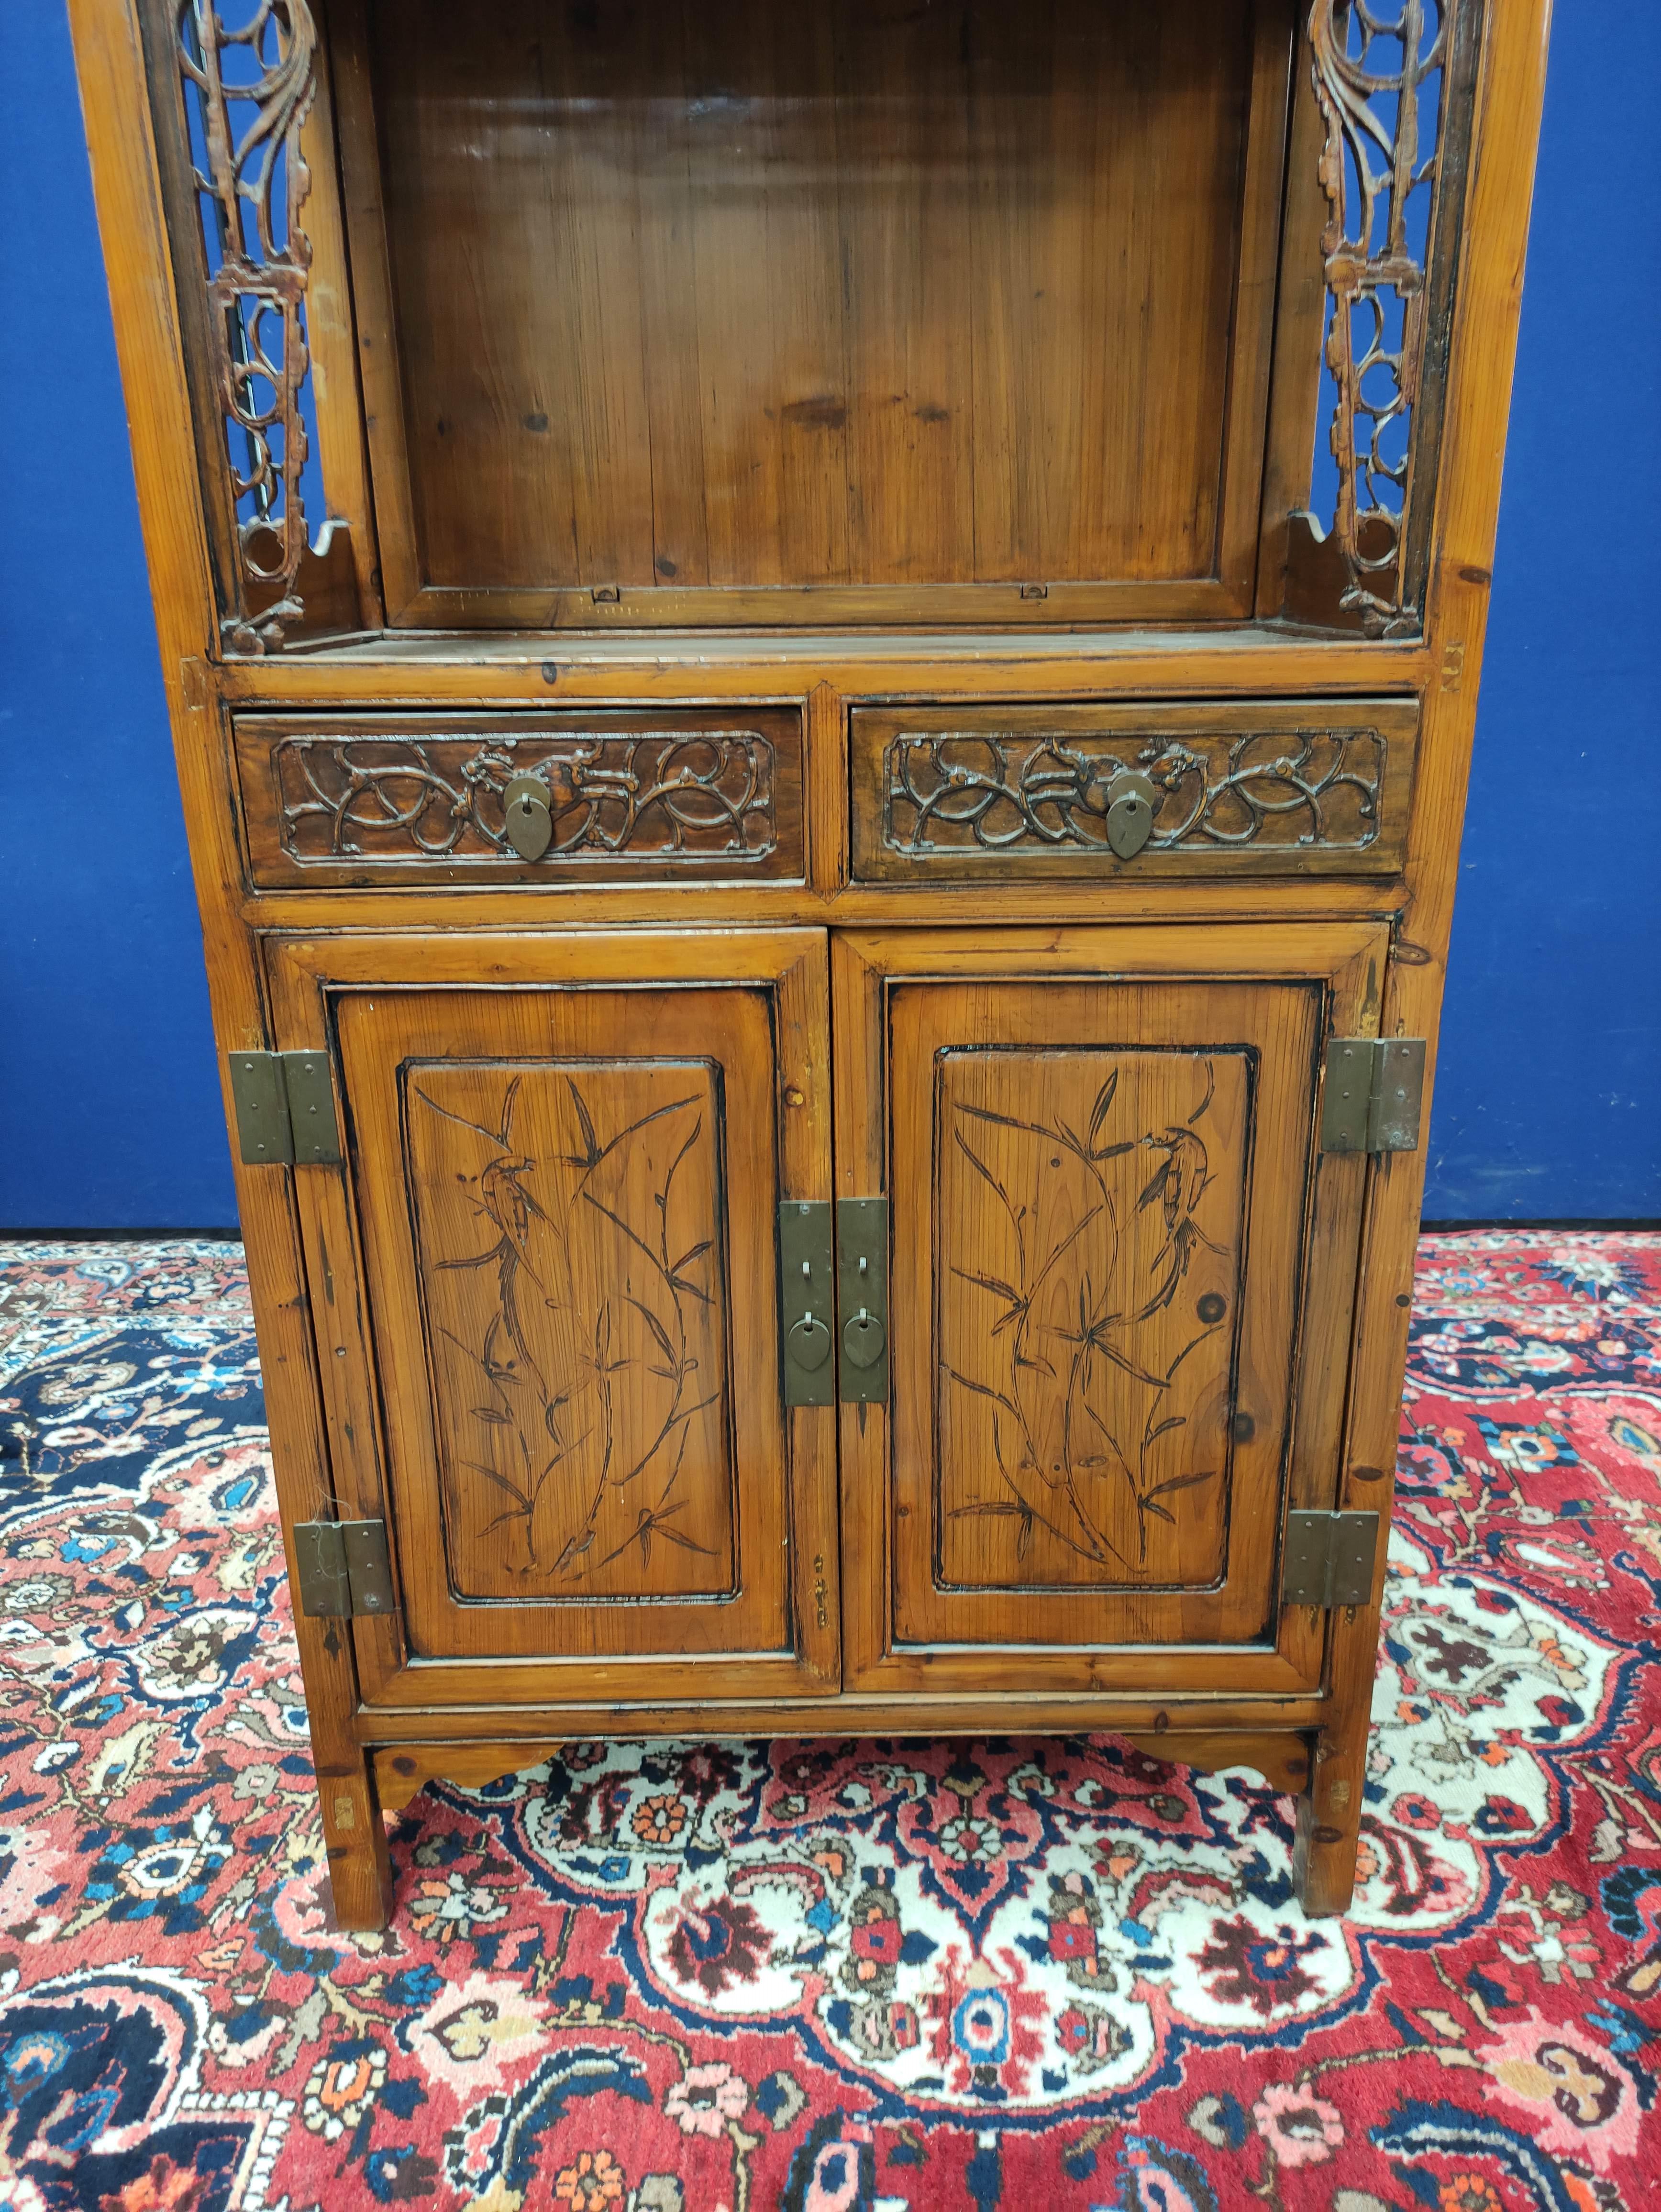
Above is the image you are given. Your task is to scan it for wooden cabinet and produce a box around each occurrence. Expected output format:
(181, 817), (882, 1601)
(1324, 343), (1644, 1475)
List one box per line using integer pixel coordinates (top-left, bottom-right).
(70, 0), (1549, 1927)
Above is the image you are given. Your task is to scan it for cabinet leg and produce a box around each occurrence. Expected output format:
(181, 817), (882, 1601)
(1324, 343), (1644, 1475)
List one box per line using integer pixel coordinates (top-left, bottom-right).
(316, 1752), (394, 1933)
(1292, 1722), (1367, 1918)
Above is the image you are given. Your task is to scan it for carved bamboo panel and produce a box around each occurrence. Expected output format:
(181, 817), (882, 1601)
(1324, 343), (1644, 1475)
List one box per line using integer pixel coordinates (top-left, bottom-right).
(234, 711), (804, 885)
(936, 1047), (1247, 1592)
(407, 1061), (736, 1603)
(873, 949), (1351, 1667)
(852, 699), (1418, 880)
(318, 961), (816, 1676)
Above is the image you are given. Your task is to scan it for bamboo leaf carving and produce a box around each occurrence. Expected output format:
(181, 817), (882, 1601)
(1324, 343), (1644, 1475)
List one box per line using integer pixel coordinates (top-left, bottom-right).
(414, 1070), (725, 1588)
(943, 1057), (1232, 1577)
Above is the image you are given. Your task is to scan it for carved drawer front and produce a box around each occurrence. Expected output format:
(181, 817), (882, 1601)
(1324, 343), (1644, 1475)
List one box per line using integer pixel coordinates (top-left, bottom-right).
(851, 697), (1418, 881)
(234, 710), (805, 888)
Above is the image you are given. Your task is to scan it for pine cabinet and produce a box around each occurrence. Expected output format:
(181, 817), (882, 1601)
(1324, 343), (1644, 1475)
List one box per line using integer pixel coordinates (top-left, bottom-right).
(71, 0), (1550, 1926)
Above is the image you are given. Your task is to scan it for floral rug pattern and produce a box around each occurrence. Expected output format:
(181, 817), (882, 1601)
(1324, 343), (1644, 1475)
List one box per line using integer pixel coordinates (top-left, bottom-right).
(0, 1233), (1657, 2209)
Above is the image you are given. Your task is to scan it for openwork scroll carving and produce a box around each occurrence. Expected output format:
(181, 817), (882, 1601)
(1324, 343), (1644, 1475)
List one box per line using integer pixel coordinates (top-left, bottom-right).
(1308, 0), (1465, 637)
(176, 0), (317, 653)
(275, 731), (779, 867)
(885, 728), (1385, 859)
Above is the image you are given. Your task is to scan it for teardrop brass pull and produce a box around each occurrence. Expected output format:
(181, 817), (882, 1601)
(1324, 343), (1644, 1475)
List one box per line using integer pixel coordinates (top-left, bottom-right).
(502, 774), (554, 862)
(787, 1312), (833, 1371)
(842, 1306), (886, 1369)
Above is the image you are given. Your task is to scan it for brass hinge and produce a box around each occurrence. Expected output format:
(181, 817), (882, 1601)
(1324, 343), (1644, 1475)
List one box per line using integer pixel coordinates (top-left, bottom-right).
(1282, 1510), (1381, 1607)
(1320, 1038), (1426, 1155)
(226, 1050), (342, 1166)
(293, 1518), (396, 1619)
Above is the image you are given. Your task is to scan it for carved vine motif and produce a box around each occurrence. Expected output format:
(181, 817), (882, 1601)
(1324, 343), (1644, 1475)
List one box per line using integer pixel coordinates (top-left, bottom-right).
(941, 1061), (1233, 1579)
(886, 729), (1383, 857)
(176, 0), (317, 653)
(412, 1072), (726, 1589)
(1309, 0), (1460, 636)
(276, 732), (778, 865)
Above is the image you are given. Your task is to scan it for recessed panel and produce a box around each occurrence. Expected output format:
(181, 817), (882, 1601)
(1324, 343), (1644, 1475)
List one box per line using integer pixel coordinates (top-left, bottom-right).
(405, 1059), (734, 1603)
(936, 1047), (1248, 1591)
(291, 937), (836, 1699)
(860, 948), (1359, 1679)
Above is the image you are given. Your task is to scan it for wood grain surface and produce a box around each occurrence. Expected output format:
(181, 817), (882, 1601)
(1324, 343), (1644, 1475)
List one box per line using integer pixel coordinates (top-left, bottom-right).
(267, 928), (840, 1707)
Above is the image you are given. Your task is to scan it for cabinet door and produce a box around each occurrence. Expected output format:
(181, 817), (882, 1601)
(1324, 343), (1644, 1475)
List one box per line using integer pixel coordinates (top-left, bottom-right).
(267, 930), (835, 1708)
(834, 925), (1385, 1696)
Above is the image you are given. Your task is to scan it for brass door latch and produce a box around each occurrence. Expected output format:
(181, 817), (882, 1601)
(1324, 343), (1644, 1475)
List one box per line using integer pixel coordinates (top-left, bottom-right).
(778, 1198), (891, 1406)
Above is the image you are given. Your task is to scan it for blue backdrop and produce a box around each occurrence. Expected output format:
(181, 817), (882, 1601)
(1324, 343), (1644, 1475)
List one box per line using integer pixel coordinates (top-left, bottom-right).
(2, 4), (1655, 1230)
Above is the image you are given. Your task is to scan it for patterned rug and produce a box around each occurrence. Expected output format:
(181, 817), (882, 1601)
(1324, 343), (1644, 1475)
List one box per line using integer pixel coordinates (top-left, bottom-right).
(0, 1234), (1657, 2212)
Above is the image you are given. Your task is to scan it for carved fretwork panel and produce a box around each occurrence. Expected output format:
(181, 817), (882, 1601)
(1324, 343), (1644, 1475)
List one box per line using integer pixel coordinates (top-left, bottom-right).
(936, 1048), (1247, 1592)
(851, 701), (1419, 880)
(889, 732), (1381, 857)
(407, 1062), (735, 1603)
(1306, 0), (1479, 635)
(285, 736), (774, 864)
(143, 0), (320, 653)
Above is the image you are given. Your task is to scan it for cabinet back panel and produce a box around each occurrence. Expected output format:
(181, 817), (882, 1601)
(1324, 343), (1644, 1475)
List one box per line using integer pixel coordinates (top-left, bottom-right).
(358, 0), (1281, 608)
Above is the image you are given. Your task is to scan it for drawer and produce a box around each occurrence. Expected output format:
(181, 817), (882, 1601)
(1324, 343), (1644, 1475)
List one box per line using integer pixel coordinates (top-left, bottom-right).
(233, 710), (805, 888)
(850, 697), (1418, 881)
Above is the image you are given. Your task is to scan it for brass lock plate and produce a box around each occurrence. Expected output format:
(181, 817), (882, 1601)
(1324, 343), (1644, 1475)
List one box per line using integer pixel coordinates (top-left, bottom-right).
(502, 773), (554, 862)
(778, 1200), (835, 1407)
(837, 1197), (890, 1404)
(1103, 768), (1157, 859)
